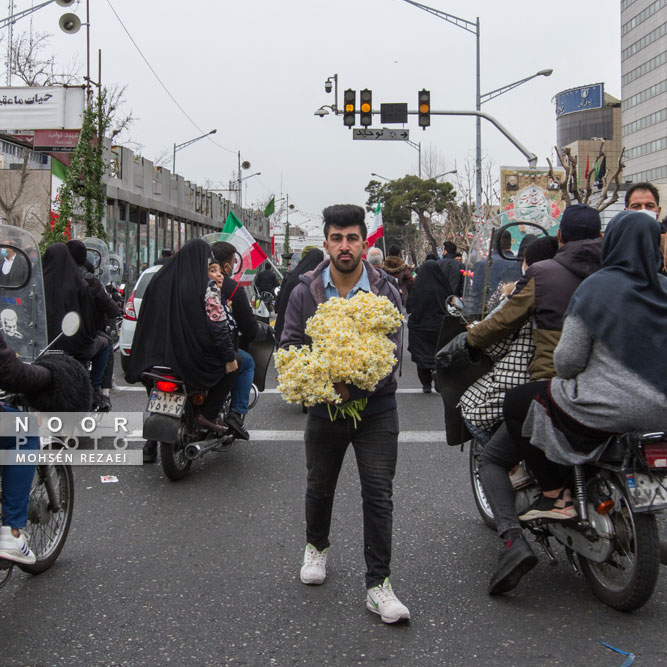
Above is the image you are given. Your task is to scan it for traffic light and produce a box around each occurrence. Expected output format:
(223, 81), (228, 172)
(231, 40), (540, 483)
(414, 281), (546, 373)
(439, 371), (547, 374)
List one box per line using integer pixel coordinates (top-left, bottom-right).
(360, 89), (372, 127)
(343, 89), (356, 128)
(418, 89), (430, 129)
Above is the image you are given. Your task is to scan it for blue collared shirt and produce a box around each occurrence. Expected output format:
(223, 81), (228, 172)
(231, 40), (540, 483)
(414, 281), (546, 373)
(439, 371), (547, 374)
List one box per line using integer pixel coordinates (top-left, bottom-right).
(322, 263), (370, 300)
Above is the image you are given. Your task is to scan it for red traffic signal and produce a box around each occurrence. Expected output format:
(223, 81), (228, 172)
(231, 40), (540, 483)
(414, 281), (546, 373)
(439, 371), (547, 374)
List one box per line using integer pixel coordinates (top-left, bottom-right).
(418, 89), (430, 129)
(343, 89), (356, 128)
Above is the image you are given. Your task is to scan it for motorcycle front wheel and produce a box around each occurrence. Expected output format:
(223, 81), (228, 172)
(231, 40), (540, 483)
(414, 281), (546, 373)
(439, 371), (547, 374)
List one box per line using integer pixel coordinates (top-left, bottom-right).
(469, 439), (496, 530)
(19, 463), (74, 574)
(578, 476), (660, 611)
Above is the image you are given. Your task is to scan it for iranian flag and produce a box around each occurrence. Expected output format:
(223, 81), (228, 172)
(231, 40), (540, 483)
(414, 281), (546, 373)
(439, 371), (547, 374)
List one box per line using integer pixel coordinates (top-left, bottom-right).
(217, 211), (268, 286)
(367, 202), (384, 246)
(264, 196), (276, 259)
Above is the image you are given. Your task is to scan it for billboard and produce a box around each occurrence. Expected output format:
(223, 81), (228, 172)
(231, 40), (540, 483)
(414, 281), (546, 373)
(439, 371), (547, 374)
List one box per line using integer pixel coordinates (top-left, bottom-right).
(500, 166), (567, 230)
(554, 83), (604, 118)
(0, 86), (85, 130)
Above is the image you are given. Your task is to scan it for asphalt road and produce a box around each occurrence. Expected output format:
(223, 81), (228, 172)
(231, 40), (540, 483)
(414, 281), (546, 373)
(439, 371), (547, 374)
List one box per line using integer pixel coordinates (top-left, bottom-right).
(1, 352), (666, 666)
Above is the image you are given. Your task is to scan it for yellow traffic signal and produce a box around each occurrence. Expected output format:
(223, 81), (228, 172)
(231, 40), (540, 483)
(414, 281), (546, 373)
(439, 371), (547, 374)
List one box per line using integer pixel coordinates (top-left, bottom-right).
(418, 89), (430, 129)
(344, 89), (356, 128)
(360, 89), (372, 127)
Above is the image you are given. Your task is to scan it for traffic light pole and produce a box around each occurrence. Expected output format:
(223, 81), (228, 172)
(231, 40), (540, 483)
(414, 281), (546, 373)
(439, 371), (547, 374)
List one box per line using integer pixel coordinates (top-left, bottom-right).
(367, 108), (537, 169)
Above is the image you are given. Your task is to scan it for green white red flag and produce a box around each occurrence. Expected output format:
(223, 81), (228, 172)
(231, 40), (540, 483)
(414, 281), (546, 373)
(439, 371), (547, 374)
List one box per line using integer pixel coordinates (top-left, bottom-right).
(367, 202), (384, 246)
(217, 211), (268, 286)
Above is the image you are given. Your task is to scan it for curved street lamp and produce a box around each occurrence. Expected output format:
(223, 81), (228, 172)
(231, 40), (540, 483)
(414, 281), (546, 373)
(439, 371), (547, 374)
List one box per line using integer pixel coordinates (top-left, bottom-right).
(172, 129), (217, 173)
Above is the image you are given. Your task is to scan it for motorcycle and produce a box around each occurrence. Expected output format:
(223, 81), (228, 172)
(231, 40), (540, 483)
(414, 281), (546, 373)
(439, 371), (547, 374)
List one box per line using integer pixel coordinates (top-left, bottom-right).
(140, 323), (275, 481)
(435, 212), (667, 611)
(0, 228), (79, 588)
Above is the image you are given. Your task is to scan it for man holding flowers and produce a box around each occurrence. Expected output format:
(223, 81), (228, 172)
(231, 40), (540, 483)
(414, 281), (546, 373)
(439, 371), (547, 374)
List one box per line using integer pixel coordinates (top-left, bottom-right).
(280, 204), (410, 624)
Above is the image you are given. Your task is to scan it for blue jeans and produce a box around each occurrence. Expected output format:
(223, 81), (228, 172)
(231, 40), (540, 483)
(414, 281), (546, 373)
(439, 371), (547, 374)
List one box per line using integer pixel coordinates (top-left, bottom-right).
(230, 348), (255, 415)
(304, 408), (399, 588)
(1, 407), (38, 529)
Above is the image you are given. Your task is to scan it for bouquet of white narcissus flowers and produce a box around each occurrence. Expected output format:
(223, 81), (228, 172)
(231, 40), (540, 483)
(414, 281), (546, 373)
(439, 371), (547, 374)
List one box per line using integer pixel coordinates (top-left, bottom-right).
(275, 291), (403, 424)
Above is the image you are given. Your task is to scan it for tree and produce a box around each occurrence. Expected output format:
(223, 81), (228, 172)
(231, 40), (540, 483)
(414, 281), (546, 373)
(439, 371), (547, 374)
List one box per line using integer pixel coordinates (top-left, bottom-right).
(42, 90), (115, 247)
(10, 30), (80, 86)
(547, 141), (625, 212)
(365, 175), (456, 258)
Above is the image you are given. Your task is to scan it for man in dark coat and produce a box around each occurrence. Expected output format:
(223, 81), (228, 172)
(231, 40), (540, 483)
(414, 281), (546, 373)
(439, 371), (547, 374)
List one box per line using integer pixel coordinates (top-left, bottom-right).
(254, 262), (280, 295)
(438, 241), (465, 296)
(281, 204), (410, 624)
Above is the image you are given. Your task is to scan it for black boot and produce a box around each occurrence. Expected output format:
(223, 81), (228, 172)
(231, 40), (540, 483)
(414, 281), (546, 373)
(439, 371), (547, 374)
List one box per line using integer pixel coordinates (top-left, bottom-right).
(488, 532), (538, 595)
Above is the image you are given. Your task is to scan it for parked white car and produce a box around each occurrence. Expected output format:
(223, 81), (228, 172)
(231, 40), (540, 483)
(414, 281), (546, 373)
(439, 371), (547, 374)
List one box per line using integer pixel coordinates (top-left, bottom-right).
(119, 264), (162, 374)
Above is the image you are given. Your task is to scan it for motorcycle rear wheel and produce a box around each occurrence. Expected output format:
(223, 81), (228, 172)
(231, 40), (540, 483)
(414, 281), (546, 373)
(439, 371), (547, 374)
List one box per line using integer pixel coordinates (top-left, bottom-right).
(578, 477), (660, 611)
(19, 464), (74, 574)
(469, 439), (496, 530)
(160, 440), (192, 481)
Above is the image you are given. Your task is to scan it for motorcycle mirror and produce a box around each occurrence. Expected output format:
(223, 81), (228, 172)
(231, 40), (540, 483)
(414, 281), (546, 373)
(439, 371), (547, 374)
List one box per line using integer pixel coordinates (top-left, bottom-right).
(495, 222), (551, 261)
(446, 295), (464, 318)
(61, 311), (81, 337)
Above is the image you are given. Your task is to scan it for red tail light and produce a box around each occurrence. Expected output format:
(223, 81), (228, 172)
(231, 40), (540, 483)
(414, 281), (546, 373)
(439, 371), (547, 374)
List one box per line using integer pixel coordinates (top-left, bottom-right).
(156, 379), (180, 393)
(124, 290), (137, 321)
(642, 442), (667, 469)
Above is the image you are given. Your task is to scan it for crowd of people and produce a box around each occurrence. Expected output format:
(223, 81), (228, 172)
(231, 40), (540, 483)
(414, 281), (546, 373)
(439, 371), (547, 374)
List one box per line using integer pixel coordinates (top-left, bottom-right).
(0, 180), (666, 624)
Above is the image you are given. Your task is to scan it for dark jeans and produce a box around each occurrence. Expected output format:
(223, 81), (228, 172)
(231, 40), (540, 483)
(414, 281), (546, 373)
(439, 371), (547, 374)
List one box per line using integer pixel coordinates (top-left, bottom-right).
(304, 408), (399, 589)
(478, 381), (567, 536)
(199, 355), (240, 420)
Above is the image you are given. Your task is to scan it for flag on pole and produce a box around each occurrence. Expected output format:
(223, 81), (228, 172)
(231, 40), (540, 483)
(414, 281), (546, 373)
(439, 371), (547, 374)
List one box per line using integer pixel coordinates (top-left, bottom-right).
(584, 155), (591, 179)
(264, 196), (276, 259)
(367, 202), (384, 246)
(218, 211), (268, 286)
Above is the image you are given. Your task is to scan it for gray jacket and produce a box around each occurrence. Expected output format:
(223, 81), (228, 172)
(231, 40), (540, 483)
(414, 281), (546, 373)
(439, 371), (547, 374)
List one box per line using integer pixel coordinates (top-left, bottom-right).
(279, 259), (403, 417)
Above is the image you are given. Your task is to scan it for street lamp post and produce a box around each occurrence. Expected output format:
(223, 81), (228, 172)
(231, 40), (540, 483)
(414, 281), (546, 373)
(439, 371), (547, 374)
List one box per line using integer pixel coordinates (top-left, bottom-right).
(400, 1), (552, 219)
(435, 169), (457, 180)
(172, 129), (217, 174)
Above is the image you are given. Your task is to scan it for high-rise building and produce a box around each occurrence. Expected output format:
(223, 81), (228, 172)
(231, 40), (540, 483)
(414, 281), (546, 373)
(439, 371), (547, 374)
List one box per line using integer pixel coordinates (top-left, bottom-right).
(620, 0), (667, 185)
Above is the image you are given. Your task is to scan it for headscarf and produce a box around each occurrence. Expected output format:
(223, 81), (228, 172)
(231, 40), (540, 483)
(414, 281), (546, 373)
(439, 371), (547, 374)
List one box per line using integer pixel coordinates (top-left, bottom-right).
(274, 248), (324, 341)
(566, 210), (667, 395)
(125, 238), (228, 388)
(42, 243), (97, 355)
(405, 259), (453, 330)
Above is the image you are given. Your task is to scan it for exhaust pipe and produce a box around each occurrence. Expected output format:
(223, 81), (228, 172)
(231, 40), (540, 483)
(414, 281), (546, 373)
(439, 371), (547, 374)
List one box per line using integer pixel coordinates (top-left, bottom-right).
(184, 437), (233, 460)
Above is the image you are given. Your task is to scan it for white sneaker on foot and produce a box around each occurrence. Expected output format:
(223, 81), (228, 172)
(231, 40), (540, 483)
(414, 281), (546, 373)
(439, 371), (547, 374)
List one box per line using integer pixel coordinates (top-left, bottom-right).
(300, 543), (328, 584)
(366, 578), (410, 623)
(0, 526), (36, 565)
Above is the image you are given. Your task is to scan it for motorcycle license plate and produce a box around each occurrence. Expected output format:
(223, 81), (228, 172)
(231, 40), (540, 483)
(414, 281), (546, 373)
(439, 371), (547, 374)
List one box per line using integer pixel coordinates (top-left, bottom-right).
(624, 472), (667, 511)
(148, 390), (186, 417)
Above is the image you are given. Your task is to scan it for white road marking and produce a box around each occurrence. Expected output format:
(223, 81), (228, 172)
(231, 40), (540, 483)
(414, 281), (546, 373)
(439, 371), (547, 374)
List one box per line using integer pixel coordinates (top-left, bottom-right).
(116, 387), (432, 395)
(249, 430), (445, 443)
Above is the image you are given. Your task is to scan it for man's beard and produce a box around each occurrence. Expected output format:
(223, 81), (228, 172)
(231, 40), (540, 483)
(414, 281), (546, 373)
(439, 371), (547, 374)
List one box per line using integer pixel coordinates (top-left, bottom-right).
(330, 253), (361, 274)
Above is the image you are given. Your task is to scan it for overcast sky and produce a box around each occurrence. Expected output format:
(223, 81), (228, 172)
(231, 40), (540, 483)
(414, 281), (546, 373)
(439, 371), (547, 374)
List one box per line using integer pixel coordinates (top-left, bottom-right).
(18, 0), (621, 230)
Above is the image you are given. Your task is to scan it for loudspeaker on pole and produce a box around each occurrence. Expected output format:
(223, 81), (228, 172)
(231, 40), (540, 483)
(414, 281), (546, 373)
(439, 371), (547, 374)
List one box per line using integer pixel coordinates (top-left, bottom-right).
(59, 12), (81, 34)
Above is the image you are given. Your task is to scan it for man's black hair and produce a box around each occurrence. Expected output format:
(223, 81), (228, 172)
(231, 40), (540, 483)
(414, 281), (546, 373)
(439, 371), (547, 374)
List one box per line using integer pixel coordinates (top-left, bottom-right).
(161, 248), (173, 257)
(425, 252), (438, 261)
(211, 241), (236, 264)
(443, 241), (457, 255)
(387, 244), (402, 257)
(524, 236), (559, 266)
(517, 234), (538, 260)
(625, 181), (660, 207)
(322, 204), (367, 240)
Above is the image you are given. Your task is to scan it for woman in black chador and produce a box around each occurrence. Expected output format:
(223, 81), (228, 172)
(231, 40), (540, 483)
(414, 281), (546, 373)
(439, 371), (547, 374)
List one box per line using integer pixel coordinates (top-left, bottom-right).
(406, 259), (453, 393)
(126, 239), (238, 433)
(42, 243), (110, 402)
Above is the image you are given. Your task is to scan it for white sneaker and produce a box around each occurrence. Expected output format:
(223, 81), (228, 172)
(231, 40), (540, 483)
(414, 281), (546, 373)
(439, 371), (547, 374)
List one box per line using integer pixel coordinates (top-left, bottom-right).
(0, 526), (36, 565)
(300, 543), (328, 584)
(366, 578), (410, 623)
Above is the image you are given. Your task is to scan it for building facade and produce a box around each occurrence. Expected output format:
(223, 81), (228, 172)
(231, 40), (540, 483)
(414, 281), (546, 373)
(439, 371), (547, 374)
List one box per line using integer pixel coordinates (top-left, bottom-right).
(620, 0), (667, 184)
